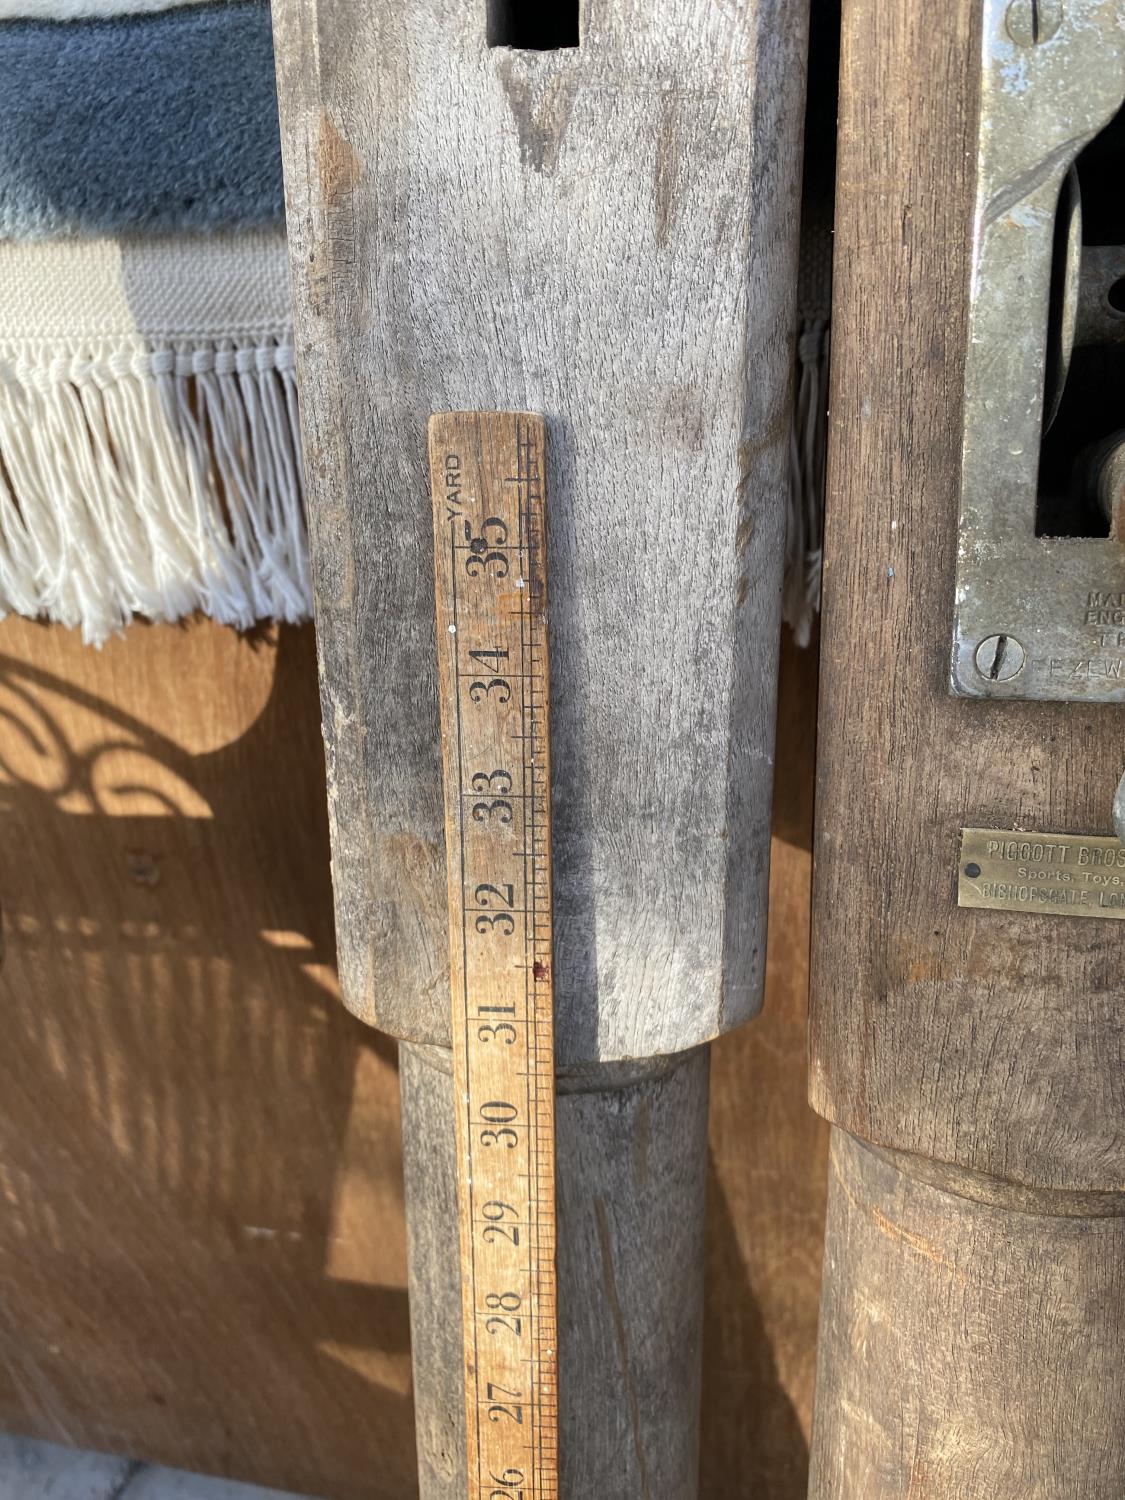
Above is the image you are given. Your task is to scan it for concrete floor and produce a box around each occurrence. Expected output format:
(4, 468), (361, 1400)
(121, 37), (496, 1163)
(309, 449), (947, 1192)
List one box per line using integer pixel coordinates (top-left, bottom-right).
(0, 1434), (321, 1499)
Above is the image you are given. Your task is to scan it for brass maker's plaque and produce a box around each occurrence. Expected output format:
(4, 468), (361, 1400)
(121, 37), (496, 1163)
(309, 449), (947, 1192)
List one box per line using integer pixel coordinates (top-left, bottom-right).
(959, 828), (1125, 919)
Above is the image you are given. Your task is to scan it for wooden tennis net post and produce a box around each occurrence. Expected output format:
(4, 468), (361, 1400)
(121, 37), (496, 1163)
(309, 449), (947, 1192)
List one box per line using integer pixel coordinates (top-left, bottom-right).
(269, 3), (811, 1493)
(808, 1), (1125, 1494)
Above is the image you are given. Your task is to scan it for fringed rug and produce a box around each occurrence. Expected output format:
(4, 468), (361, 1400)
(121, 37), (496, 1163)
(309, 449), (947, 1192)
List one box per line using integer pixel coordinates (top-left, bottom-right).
(0, 230), (308, 645)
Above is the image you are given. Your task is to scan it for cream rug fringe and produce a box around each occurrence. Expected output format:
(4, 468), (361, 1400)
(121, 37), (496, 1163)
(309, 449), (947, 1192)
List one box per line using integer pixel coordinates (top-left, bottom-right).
(0, 231), (308, 646)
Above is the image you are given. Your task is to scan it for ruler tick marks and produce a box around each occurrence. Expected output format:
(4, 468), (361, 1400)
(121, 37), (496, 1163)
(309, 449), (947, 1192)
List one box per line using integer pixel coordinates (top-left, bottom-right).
(430, 411), (558, 1500)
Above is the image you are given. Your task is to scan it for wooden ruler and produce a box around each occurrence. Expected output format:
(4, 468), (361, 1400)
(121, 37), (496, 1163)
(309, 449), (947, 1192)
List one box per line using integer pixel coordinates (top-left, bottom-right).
(429, 411), (559, 1500)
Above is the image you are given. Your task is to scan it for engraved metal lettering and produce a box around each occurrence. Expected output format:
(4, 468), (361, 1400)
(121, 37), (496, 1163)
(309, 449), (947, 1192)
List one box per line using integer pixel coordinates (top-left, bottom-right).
(958, 827), (1125, 918)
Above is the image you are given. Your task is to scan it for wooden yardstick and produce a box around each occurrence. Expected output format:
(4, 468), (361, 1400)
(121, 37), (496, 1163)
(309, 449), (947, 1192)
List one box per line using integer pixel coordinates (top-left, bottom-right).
(429, 411), (559, 1500)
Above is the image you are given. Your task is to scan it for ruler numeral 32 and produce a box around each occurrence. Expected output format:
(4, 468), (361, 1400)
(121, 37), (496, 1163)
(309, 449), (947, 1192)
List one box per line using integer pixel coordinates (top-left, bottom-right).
(429, 411), (559, 1500)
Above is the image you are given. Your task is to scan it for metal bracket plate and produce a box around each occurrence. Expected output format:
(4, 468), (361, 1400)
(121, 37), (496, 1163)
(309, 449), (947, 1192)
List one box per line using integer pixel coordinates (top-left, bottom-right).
(950, 0), (1125, 702)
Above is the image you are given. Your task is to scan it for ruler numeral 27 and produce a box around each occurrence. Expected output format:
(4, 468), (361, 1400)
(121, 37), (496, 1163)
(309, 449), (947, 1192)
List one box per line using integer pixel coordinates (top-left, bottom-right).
(429, 411), (559, 1500)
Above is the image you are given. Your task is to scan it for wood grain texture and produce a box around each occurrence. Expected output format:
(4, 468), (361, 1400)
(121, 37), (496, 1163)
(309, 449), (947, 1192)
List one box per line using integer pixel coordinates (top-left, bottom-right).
(271, 0), (811, 1061)
(399, 1042), (709, 1500)
(703, 629), (828, 1500)
(810, 0), (1125, 1191)
(403, 630), (827, 1500)
(0, 614), (827, 1498)
(809, 1128), (1125, 1499)
(0, 618), (415, 1500)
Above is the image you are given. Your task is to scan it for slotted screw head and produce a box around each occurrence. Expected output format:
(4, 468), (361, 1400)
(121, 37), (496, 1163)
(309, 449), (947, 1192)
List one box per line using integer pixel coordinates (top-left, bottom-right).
(1006, 0), (1063, 45)
(975, 634), (1026, 682)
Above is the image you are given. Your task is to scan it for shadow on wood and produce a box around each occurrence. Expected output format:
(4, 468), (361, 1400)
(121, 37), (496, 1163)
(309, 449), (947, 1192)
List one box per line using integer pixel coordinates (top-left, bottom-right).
(0, 620), (415, 1500)
(0, 615), (828, 1498)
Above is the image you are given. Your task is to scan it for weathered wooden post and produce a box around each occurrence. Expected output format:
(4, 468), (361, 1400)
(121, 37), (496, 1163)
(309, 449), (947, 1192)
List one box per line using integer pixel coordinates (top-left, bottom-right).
(809, 0), (1125, 1494)
(269, 2), (810, 1493)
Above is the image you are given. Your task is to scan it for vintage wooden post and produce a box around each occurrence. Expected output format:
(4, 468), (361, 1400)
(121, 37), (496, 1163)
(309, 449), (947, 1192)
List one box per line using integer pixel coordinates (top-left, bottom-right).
(268, 1), (810, 1494)
(809, 0), (1125, 1494)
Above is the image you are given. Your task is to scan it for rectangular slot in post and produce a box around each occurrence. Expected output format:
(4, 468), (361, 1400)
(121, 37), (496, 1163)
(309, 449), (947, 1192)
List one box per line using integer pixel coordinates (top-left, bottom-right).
(487, 0), (579, 48)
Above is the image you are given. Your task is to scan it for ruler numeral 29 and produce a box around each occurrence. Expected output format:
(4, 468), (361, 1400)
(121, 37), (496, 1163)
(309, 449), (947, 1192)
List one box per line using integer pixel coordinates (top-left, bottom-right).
(430, 411), (559, 1500)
